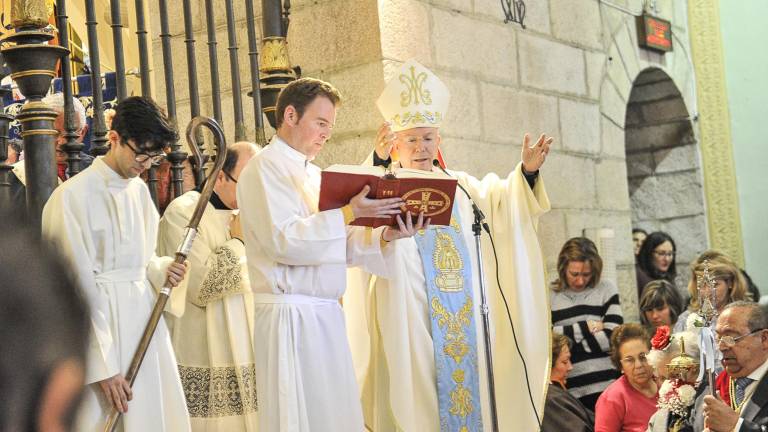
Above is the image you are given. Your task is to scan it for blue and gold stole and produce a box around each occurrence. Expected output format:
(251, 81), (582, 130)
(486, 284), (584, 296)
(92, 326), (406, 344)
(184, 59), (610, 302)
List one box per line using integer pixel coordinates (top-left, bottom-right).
(414, 202), (483, 432)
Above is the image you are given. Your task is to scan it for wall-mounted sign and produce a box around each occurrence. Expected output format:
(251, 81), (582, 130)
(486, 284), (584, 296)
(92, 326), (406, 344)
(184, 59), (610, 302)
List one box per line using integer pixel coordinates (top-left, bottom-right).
(636, 14), (673, 52)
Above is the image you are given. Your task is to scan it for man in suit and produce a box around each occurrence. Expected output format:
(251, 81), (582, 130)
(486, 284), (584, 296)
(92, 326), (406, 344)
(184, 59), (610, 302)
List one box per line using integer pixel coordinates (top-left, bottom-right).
(694, 301), (768, 432)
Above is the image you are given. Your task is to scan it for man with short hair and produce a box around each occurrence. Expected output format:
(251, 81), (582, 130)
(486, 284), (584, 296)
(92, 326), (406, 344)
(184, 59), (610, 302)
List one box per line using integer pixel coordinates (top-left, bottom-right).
(9, 93), (93, 215)
(42, 96), (192, 432)
(237, 77), (425, 431)
(158, 141), (260, 431)
(693, 301), (768, 431)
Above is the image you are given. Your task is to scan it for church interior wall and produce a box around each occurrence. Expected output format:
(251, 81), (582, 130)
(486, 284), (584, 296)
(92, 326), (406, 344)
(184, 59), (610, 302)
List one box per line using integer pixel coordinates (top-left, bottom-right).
(147, 0), (702, 321)
(625, 68), (706, 295)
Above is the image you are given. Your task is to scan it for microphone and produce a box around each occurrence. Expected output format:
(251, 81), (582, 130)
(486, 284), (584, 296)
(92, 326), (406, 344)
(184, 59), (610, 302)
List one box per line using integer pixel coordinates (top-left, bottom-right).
(432, 159), (488, 230)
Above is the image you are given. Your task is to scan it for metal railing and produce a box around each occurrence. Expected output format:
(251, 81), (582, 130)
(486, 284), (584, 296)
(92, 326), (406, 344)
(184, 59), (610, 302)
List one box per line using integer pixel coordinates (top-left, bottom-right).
(0, 0), (296, 224)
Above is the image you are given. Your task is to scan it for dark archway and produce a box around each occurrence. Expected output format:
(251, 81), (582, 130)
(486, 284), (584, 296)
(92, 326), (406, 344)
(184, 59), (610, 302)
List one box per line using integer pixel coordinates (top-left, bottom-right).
(625, 68), (707, 294)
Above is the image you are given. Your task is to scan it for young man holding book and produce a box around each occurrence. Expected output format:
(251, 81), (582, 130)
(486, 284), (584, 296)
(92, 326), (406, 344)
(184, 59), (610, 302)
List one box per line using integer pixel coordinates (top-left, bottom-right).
(236, 77), (425, 432)
(344, 59), (554, 432)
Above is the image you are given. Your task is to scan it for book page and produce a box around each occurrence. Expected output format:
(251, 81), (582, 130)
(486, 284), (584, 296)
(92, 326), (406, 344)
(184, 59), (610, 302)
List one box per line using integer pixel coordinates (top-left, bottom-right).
(323, 164), (453, 180)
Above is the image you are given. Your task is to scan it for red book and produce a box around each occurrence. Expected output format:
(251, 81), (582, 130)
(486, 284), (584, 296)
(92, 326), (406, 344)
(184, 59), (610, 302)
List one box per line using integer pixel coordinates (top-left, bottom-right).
(318, 165), (458, 228)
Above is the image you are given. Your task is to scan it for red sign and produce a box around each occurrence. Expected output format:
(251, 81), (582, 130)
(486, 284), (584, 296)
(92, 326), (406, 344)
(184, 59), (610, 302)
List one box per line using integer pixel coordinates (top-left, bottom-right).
(636, 14), (673, 52)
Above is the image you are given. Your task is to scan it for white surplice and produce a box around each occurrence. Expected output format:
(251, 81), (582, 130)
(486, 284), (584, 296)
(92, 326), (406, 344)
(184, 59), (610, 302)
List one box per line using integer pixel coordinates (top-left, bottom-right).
(158, 190), (259, 431)
(42, 157), (191, 432)
(344, 160), (552, 432)
(237, 136), (388, 432)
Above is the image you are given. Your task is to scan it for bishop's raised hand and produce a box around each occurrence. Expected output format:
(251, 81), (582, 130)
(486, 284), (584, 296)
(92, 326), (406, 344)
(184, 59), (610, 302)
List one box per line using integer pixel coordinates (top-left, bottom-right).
(521, 133), (554, 173)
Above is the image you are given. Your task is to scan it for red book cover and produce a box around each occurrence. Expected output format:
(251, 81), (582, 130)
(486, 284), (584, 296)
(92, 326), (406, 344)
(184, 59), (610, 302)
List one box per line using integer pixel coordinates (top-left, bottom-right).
(318, 165), (458, 228)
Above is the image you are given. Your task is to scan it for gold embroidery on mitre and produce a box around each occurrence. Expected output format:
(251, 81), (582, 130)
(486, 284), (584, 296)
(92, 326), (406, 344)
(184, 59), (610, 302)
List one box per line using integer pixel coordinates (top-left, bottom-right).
(431, 296), (473, 363)
(377, 59), (449, 132)
(399, 66), (433, 107)
(392, 110), (443, 128)
(433, 230), (463, 292)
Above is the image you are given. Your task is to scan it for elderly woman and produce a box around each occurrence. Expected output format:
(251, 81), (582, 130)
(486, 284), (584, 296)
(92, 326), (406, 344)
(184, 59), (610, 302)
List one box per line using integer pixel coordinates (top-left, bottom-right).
(542, 333), (594, 432)
(639, 280), (684, 333)
(550, 237), (624, 411)
(636, 232), (678, 299)
(673, 250), (751, 333)
(595, 324), (658, 432)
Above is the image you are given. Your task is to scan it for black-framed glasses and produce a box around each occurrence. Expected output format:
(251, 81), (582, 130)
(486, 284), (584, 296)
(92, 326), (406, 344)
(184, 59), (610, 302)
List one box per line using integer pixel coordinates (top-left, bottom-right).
(223, 170), (238, 183)
(123, 140), (165, 164)
(716, 329), (766, 348)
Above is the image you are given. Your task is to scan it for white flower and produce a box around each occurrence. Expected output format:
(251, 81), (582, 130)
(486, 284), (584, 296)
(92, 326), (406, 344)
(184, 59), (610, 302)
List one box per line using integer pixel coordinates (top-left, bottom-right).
(657, 380), (696, 417)
(659, 380), (674, 397)
(687, 312), (705, 331)
(677, 384), (696, 405)
(647, 349), (667, 373)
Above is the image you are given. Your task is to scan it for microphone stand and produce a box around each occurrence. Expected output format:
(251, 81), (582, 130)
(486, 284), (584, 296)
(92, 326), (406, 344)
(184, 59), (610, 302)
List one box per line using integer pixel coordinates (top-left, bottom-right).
(434, 160), (499, 432)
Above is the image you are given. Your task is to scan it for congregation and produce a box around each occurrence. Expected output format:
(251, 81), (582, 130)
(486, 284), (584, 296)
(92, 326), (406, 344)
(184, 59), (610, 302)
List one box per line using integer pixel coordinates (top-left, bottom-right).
(543, 230), (765, 432)
(1, 58), (764, 432)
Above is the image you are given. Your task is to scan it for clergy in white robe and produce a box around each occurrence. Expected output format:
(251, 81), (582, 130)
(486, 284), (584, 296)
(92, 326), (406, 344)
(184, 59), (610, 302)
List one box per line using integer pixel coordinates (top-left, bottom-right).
(343, 59), (553, 432)
(158, 142), (260, 431)
(41, 96), (191, 432)
(237, 78), (423, 432)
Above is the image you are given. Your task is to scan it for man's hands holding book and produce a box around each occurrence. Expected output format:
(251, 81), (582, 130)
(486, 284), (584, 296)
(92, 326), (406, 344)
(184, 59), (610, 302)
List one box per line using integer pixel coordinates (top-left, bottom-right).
(382, 211), (430, 242)
(349, 185), (403, 218)
(348, 185), (430, 241)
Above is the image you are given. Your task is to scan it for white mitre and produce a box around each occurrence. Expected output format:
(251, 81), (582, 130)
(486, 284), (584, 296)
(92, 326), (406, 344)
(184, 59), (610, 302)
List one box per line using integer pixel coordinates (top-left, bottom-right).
(376, 59), (450, 132)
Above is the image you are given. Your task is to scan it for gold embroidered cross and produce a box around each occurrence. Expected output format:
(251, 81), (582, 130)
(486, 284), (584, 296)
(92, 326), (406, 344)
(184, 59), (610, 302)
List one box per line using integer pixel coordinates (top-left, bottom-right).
(406, 191), (444, 213)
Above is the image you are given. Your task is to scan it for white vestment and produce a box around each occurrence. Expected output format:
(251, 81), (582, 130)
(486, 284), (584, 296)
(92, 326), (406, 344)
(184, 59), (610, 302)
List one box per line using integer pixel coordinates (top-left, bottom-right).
(237, 136), (388, 432)
(42, 157), (191, 432)
(158, 190), (259, 431)
(344, 160), (551, 432)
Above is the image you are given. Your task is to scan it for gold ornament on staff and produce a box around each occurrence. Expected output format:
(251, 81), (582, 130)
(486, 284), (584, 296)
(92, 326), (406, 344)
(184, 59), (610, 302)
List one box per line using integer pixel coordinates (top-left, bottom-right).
(696, 259), (718, 397)
(697, 259), (717, 324)
(666, 337), (698, 382)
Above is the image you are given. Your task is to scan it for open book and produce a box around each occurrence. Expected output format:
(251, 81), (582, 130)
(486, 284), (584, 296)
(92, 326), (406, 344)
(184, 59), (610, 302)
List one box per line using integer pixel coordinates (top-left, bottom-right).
(319, 164), (459, 228)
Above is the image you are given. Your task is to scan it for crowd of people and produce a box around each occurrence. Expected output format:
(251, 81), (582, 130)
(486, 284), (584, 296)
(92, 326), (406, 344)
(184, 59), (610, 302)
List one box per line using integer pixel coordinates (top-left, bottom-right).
(543, 229), (764, 431)
(1, 59), (555, 432)
(1, 57), (764, 432)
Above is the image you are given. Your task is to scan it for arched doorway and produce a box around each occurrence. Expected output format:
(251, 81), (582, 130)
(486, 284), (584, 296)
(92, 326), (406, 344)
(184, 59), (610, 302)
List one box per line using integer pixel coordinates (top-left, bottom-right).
(625, 67), (707, 294)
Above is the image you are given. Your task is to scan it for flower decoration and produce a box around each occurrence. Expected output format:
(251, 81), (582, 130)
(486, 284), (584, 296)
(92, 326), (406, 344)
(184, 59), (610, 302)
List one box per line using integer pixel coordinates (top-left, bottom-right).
(686, 312), (705, 331)
(658, 378), (696, 417)
(651, 325), (672, 350)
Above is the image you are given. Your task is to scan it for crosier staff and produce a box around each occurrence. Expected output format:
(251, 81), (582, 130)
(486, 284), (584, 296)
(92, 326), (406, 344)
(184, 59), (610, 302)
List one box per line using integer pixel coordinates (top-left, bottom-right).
(103, 116), (228, 432)
(696, 260), (718, 397)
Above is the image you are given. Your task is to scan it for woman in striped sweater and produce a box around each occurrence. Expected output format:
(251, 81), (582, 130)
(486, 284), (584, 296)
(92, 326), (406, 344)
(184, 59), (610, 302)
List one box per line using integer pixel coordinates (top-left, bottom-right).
(550, 237), (624, 412)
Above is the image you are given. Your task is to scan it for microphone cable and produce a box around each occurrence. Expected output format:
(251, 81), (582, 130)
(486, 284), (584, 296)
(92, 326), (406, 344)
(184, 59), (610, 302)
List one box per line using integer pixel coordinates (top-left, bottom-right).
(433, 160), (542, 429)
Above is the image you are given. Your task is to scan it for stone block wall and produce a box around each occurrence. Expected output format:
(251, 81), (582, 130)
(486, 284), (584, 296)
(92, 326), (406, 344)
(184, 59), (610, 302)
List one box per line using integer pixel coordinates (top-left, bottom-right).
(146, 0), (702, 321)
(626, 69), (706, 295)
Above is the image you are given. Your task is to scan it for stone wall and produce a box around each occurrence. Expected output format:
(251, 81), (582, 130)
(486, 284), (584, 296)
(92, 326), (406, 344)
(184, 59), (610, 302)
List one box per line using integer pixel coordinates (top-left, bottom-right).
(626, 68), (706, 294)
(147, 0), (702, 320)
